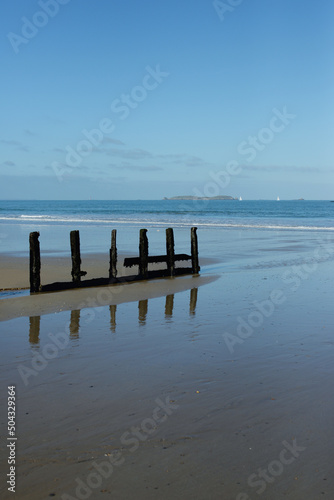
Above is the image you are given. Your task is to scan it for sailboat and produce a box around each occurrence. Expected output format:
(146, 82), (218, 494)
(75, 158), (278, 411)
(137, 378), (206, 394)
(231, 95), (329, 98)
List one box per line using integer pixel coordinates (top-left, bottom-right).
(277, 196), (280, 201)
(239, 196), (242, 201)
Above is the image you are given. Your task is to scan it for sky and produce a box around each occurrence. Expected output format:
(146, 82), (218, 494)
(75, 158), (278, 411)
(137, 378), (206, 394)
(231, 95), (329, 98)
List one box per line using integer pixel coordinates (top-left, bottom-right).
(1, 0), (333, 200)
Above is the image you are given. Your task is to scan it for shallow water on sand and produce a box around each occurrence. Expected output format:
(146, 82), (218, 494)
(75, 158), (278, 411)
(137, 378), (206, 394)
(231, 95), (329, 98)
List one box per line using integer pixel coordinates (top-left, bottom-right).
(0, 251), (333, 499)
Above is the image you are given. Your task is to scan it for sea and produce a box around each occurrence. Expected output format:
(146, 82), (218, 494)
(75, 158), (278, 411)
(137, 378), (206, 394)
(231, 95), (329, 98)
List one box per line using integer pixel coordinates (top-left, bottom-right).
(0, 199), (334, 270)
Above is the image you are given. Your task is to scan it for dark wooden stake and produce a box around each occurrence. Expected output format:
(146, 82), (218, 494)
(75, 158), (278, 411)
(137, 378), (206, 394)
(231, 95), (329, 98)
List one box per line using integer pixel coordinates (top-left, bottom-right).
(139, 229), (148, 278)
(166, 228), (175, 276)
(191, 227), (200, 274)
(70, 230), (86, 283)
(109, 229), (117, 279)
(29, 231), (41, 293)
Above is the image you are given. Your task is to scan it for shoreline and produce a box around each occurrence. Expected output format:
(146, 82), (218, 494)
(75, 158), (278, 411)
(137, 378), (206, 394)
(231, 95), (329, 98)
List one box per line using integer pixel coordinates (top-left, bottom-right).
(0, 274), (219, 322)
(0, 252), (219, 291)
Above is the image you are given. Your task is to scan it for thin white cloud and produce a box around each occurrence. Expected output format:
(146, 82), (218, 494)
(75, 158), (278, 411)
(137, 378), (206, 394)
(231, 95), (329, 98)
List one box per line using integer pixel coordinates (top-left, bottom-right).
(2, 160), (16, 167)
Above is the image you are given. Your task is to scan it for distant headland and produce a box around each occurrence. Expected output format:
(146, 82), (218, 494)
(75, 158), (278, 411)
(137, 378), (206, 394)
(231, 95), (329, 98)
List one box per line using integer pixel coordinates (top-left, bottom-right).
(163, 195), (237, 200)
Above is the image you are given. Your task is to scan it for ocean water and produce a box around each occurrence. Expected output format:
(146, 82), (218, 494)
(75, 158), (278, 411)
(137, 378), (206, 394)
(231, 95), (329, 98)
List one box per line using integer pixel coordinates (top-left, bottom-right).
(0, 200), (334, 266)
(1, 199), (334, 230)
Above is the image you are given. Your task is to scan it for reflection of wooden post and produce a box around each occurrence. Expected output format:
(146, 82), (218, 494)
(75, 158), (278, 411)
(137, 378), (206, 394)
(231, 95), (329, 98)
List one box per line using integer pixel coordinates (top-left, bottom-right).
(190, 288), (198, 315)
(70, 230), (86, 283)
(165, 294), (174, 317)
(109, 304), (117, 333)
(109, 229), (117, 279)
(191, 227), (200, 274)
(29, 232), (41, 293)
(138, 299), (148, 324)
(69, 310), (80, 338)
(139, 229), (148, 278)
(29, 316), (40, 345)
(166, 228), (175, 276)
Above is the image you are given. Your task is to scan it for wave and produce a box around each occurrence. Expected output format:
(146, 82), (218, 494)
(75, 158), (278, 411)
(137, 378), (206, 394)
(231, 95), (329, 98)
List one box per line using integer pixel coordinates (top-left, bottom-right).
(1, 216), (334, 231)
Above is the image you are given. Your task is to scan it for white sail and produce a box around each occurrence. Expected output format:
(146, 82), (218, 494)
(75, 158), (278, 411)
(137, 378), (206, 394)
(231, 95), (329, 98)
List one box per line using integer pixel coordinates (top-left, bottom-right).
(277, 196), (280, 201)
(239, 196), (242, 201)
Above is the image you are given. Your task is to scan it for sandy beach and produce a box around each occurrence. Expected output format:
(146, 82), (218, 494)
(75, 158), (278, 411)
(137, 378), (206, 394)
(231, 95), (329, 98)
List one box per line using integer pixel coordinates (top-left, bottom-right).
(1, 226), (334, 499)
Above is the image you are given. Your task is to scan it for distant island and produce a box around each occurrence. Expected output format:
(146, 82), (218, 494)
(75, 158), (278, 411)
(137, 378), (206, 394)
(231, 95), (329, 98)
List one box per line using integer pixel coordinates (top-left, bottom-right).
(164, 195), (237, 200)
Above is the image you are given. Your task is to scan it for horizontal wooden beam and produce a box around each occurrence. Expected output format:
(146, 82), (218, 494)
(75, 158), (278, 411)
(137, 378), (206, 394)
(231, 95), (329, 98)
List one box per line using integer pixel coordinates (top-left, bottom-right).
(124, 253), (191, 268)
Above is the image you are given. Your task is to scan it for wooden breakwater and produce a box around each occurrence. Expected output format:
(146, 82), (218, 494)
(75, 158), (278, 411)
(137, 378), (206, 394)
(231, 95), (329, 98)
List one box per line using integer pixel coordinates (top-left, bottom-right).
(29, 227), (200, 294)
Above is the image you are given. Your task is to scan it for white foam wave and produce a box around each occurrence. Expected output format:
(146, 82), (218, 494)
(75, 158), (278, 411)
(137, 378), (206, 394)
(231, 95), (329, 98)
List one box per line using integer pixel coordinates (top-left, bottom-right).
(0, 215), (334, 231)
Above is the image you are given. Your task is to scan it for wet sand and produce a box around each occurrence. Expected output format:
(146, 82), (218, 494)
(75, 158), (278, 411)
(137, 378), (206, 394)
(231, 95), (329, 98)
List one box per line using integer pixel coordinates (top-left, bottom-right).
(0, 245), (334, 499)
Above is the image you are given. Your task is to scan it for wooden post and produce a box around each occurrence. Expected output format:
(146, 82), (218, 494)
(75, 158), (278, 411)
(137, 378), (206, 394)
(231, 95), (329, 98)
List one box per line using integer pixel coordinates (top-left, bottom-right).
(109, 229), (117, 279)
(139, 229), (148, 278)
(166, 228), (175, 276)
(29, 231), (41, 293)
(70, 230), (86, 283)
(191, 227), (200, 274)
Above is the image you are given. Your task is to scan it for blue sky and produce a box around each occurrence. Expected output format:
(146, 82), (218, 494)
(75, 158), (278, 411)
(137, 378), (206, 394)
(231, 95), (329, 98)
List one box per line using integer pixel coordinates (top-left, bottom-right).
(1, 0), (333, 200)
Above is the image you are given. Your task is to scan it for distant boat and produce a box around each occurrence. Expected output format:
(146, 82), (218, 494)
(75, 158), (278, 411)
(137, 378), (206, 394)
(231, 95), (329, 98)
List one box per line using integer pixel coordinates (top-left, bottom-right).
(277, 196), (280, 201)
(239, 196), (242, 201)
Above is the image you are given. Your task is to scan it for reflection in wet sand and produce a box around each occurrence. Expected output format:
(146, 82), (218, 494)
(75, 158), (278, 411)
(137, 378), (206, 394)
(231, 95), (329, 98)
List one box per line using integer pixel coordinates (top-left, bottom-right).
(189, 288), (198, 315)
(109, 304), (117, 333)
(138, 299), (148, 325)
(69, 310), (80, 339)
(29, 316), (40, 347)
(165, 294), (174, 318)
(27, 288), (199, 345)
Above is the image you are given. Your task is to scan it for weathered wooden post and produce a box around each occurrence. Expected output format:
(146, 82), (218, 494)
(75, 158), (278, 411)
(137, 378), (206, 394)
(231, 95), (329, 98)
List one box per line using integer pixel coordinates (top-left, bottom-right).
(70, 230), (86, 283)
(191, 227), (200, 274)
(139, 229), (148, 278)
(29, 231), (41, 293)
(165, 294), (174, 317)
(109, 229), (117, 279)
(166, 228), (175, 276)
(189, 287), (198, 315)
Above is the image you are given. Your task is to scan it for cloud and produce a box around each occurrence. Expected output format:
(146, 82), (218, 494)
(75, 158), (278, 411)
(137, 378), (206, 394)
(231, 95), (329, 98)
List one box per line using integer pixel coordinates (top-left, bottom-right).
(0, 139), (21, 146)
(106, 148), (153, 160)
(108, 162), (163, 172)
(2, 160), (16, 167)
(241, 165), (328, 174)
(156, 152), (213, 168)
(0, 139), (29, 152)
(101, 137), (125, 146)
(24, 129), (35, 136)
